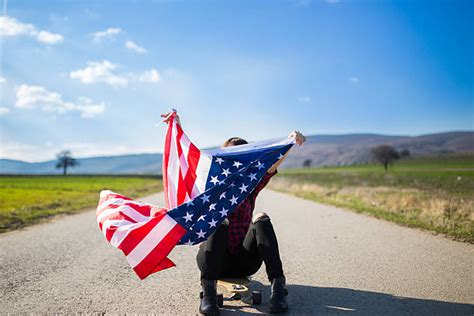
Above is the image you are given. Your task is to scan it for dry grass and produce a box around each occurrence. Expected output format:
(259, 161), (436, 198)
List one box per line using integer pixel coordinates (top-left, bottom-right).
(269, 176), (473, 242)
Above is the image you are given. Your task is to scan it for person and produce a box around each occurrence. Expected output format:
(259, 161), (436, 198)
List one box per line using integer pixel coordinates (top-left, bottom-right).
(161, 112), (306, 315)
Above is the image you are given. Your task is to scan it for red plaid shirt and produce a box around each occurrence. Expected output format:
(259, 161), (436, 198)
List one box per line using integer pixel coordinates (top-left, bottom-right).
(227, 170), (277, 254)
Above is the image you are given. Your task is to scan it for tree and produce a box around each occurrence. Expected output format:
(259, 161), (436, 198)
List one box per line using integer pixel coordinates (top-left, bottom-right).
(303, 159), (312, 168)
(400, 149), (411, 159)
(56, 150), (79, 175)
(371, 145), (400, 171)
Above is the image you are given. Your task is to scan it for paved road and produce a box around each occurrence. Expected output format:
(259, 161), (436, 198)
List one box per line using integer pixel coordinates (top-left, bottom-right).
(1, 190), (473, 315)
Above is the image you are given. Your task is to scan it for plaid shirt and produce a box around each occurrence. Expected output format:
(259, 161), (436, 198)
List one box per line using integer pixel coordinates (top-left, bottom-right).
(227, 170), (277, 254)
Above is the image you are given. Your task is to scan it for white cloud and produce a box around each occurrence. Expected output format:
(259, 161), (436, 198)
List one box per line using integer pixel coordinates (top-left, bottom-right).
(70, 60), (129, 87)
(15, 84), (105, 118)
(349, 77), (359, 84)
(70, 61), (161, 86)
(0, 107), (10, 115)
(91, 27), (121, 42)
(138, 69), (161, 83)
(0, 76), (5, 84)
(37, 30), (64, 44)
(297, 96), (311, 103)
(0, 16), (63, 44)
(125, 40), (147, 53)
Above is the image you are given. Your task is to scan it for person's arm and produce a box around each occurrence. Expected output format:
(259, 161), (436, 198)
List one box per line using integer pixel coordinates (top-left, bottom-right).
(267, 131), (306, 174)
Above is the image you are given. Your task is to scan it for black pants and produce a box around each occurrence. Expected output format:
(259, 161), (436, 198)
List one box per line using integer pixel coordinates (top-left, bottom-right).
(196, 216), (284, 282)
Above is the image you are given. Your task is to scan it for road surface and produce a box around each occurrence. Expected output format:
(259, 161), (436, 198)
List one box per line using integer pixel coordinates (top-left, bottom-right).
(1, 190), (473, 314)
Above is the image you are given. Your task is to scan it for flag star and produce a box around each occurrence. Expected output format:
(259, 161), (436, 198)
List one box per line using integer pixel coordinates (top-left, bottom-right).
(230, 183), (236, 187)
(248, 173), (257, 181)
(278, 153), (284, 159)
(208, 218), (218, 228)
(233, 161), (243, 168)
(200, 194), (210, 204)
(197, 215), (206, 222)
(210, 176), (219, 185)
(219, 207), (229, 217)
(196, 229), (206, 239)
(221, 168), (231, 177)
(215, 157), (225, 165)
(229, 195), (239, 205)
(186, 200), (194, 206)
(219, 192), (226, 200)
(239, 183), (249, 193)
(209, 203), (217, 211)
(184, 239), (194, 246)
(256, 161), (265, 170)
(218, 179), (226, 186)
(183, 212), (193, 222)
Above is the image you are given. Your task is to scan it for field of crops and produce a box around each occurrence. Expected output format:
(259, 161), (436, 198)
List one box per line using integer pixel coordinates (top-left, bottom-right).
(0, 176), (163, 233)
(270, 154), (474, 242)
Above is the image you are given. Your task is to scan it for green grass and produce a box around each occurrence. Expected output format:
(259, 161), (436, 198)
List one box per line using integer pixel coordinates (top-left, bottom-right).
(0, 175), (163, 233)
(270, 154), (474, 242)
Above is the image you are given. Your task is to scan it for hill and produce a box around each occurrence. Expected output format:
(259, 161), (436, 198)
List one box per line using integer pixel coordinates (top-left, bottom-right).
(282, 131), (473, 168)
(0, 131), (472, 174)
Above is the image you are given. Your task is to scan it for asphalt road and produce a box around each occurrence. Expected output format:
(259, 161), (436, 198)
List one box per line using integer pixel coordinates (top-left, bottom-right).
(1, 190), (473, 315)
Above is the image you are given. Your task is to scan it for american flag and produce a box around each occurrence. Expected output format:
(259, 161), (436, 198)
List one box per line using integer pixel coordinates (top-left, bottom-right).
(96, 111), (295, 279)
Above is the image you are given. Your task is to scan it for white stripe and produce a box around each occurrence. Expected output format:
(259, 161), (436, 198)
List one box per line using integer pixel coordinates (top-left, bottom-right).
(125, 214), (177, 268)
(179, 153), (188, 177)
(97, 205), (149, 224)
(101, 219), (134, 236)
(193, 152), (212, 196)
(202, 137), (294, 156)
(97, 198), (146, 212)
(167, 121), (180, 209)
(110, 221), (148, 248)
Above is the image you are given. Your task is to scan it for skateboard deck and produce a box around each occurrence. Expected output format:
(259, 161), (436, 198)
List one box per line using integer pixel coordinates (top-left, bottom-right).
(217, 277), (261, 305)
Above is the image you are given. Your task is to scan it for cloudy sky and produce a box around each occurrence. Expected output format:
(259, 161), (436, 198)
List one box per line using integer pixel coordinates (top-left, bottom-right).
(0, 0), (472, 162)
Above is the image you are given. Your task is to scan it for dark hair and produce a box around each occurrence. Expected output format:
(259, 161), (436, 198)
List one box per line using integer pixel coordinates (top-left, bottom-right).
(222, 137), (248, 147)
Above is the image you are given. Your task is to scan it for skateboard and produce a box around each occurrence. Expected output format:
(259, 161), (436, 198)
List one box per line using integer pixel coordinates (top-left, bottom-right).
(216, 277), (262, 305)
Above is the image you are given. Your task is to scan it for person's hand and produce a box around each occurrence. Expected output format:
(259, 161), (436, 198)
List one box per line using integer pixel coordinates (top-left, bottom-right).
(160, 111), (180, 125)
(289, 130), (306, 146)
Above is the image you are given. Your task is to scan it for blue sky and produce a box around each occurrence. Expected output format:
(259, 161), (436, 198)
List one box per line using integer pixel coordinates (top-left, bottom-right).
(0, 0), (472, 162)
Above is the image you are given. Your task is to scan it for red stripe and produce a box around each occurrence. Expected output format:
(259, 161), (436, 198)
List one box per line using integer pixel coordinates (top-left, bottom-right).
(132, 224), (187, 279)
(99, 211), (136, 234)
(97, 202), (152, 219)
(162, 114), (175, 209)
(175, 125), (188, 206)
(183, 142), (201, 198)
(118, 215), (165, 256)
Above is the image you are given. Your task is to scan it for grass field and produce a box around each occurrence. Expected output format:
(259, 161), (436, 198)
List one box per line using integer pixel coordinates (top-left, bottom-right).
(0, 176), (163, 233)
(270, 154), (474, 242)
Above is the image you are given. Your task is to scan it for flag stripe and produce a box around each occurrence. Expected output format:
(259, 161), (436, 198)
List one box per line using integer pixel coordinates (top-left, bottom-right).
(162, 114), (174, 209)
(132, 223), (187, 279)
(126, 214), (178, 268)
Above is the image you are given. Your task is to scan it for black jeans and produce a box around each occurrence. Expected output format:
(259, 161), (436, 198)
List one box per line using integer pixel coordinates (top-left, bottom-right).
(196, 216), (284, 282)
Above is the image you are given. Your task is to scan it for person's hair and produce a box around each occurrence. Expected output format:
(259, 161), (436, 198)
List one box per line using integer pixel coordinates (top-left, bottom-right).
(222, 137), (248, 147)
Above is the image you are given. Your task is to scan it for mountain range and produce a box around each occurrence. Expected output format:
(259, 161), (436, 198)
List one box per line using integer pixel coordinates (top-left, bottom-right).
(1, 131), (472, 174)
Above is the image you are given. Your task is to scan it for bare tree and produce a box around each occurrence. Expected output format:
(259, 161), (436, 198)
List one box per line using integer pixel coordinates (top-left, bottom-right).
(303, 159), (312, 168)
(371, 145), (400, 171)
(56, 150), (79, 175)
(400, 149), (411, 159)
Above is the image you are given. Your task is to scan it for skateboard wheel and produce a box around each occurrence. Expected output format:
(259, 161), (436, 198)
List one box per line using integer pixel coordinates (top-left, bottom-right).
(251, 291), (262, 305)
(217, 294), (224, 307)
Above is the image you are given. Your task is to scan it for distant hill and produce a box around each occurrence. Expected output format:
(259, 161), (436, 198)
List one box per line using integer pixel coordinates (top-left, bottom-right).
(1, 131), (472, 174)
(281, 131), (474, 168)
(0, 154), (162, 175)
